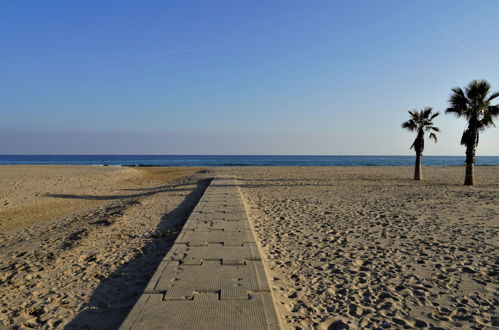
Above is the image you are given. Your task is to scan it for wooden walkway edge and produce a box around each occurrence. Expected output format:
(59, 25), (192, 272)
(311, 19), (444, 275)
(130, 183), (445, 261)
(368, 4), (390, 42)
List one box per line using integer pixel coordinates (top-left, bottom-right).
(119, 176), (282, 329)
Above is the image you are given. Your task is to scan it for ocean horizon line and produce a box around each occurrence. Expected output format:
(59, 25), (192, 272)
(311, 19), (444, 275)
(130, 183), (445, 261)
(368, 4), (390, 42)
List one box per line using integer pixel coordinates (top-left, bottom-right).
(2, 154), (499, 157)
(1, 155), (499, 167)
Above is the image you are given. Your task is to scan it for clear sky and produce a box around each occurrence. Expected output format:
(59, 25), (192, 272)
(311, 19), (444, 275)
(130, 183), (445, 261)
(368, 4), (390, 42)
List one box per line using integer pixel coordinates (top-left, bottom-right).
(1, 1), (498, 155)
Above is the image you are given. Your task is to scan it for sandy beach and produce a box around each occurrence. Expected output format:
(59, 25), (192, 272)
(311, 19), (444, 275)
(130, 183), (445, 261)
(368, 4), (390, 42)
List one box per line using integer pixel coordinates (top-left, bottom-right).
(0, 165), (498, 329)
(0, 166), (210, 328)
(234, 166), (499, 329)
(4, 1), (499, 328)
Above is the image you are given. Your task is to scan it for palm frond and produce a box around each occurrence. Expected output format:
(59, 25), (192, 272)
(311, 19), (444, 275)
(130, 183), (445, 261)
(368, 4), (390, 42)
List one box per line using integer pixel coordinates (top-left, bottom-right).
(487, 91), (499, 102)
(487, 105), (499, 118)
(422, 107), (433, 118)
(429, 132), (438, 143)
(445, 107), (464, 117)
(430, 112), (440, 119)
(479, 107), (498, 129)
(466, 80), (490, 101)
(401, 120), (417, 131)
(451, 87), (465, 96)
(487, 104), (499, 117)
(447, 87), (468, 114)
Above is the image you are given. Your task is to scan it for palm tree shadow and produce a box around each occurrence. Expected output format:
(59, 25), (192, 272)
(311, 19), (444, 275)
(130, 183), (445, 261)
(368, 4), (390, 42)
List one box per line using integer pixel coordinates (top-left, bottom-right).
(45, 187), (196, 201)
(64, 178), (211, 330)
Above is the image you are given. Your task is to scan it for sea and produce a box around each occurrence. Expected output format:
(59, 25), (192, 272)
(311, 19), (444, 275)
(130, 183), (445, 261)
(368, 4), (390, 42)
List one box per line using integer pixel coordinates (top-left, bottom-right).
(0, 155), (499, 167)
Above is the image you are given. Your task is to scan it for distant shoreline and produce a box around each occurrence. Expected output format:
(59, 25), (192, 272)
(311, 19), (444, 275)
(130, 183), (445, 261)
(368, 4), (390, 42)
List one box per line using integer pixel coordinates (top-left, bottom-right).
(1, 155), (499, 167)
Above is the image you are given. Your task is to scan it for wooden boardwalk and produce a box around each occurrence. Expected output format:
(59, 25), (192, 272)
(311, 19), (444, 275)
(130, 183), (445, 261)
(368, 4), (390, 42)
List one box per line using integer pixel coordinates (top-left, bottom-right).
(119, 176), (281, 329)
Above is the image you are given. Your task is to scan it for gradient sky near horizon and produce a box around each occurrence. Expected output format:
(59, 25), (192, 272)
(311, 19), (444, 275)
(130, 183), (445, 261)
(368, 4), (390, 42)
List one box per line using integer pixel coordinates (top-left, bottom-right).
(1, 1), (498, 155)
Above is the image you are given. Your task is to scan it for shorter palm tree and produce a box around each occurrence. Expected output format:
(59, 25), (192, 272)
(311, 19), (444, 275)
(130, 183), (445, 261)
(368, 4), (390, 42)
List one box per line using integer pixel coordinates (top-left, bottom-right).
(402, 108), (440, 180)
(446, 80), (499, 185)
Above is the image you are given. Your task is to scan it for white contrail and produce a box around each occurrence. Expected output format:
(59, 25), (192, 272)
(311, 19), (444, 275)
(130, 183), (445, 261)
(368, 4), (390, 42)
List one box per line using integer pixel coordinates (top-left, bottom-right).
(439, 28), (471, 52)
(107, 42), (243, 63)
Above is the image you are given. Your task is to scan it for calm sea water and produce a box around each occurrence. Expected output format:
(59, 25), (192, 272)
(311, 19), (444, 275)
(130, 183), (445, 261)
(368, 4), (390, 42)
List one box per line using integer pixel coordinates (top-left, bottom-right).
(0, 155), (499, 166)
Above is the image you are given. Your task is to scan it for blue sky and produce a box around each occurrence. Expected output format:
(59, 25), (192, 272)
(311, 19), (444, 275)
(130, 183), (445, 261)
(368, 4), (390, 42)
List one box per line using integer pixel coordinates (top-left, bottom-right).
(1, 1), (498, 155)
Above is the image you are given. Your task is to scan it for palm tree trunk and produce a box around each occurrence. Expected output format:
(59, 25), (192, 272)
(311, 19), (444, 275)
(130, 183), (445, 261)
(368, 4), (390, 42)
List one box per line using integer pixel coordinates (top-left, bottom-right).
(414, 153), (422, 181)
(464, 142), (476, 185)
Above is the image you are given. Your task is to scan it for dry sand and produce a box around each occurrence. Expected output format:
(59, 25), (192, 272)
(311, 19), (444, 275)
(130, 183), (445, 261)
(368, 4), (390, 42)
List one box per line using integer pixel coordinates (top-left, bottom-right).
(0, 165), (210, 329)
(232, 166), (498, 329)
(1, 165), (498, 329)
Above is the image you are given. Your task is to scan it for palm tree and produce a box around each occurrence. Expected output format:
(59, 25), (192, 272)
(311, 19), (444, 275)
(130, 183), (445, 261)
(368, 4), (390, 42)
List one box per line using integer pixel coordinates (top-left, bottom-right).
(402, 108), (440, 180)
(446, 80), (499, 185)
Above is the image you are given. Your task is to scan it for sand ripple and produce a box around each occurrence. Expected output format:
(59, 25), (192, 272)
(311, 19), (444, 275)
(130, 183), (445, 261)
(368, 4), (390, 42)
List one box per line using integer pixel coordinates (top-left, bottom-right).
(237, 166), (498, 329)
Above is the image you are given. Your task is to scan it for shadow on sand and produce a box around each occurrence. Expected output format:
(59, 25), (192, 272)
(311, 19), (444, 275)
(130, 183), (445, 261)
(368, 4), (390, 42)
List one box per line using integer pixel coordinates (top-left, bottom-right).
(45, 186), (198, 201)
(64, 177), (211, 330)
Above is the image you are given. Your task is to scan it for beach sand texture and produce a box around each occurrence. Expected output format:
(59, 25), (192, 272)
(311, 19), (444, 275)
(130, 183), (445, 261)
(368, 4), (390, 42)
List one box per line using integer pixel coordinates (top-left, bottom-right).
(0, 166), (210, 328)
(0, 165), (498, 329)
(233, 166), (498, 329)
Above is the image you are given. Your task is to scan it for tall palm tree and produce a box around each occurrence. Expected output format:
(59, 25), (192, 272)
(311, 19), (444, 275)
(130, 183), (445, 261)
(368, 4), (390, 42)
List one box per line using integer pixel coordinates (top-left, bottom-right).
(402, 108), (440, 180)
(446, 80), (499, 185)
